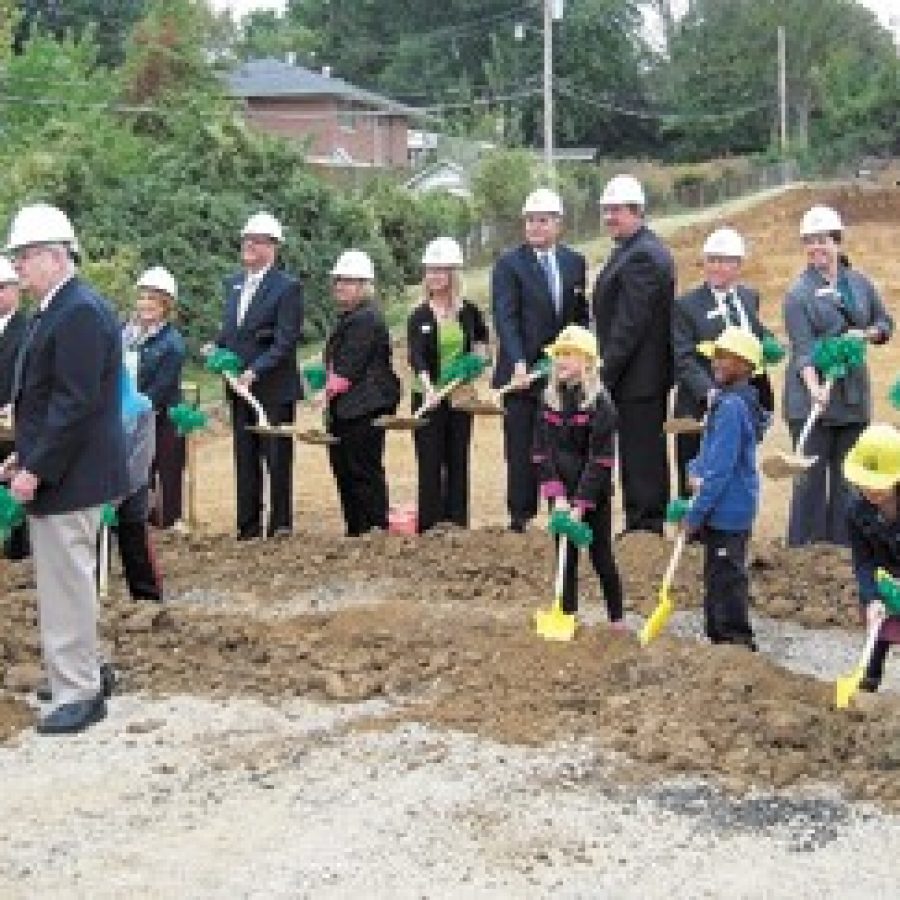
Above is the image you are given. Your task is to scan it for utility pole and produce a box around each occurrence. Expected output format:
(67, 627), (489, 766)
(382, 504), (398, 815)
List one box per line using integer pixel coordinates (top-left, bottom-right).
(543, 0), (554, 175)
(543, 1), (564, 176)
(777, 25), (787, 153)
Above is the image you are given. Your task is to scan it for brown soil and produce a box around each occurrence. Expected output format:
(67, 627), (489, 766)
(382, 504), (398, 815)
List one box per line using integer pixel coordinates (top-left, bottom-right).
(2, 527), (897, 811)
(1, 185), (897, 811)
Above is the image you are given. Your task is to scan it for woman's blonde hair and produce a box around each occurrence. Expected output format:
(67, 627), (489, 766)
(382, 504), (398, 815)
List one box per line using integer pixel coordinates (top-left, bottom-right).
(543, 356), (602, 410)
(421, 267), (464, 314)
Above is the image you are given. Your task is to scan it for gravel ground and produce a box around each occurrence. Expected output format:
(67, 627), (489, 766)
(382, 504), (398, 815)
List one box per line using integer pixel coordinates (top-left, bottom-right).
(0, 693), (897, 899)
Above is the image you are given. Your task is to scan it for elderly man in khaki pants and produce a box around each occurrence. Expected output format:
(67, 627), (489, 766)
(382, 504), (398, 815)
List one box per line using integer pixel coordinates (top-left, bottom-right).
(1, 204), (126, 735)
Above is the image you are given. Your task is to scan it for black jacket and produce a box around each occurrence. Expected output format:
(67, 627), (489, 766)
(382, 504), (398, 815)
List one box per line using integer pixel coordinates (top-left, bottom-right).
(325, 302), (400, 422)
(847, 487), (900, 605)
(407, 300), (489, 392)
(592, 225), (675, 401)
(0, 309), (26, 408)
(673, 283), (773, 419)
(491, 243), (588, 389)
(217, 266), (304, 405)
(135, 322), (186, 413)
(533, 383), (618, 510)
(14, 276), (127, 515)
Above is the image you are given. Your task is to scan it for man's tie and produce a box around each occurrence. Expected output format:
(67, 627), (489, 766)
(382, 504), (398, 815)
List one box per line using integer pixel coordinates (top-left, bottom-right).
(539, 252), (561, 315)
(722, 290), (743, 328)
(11, 313), (42, 405)
(237, 273), (260, 326)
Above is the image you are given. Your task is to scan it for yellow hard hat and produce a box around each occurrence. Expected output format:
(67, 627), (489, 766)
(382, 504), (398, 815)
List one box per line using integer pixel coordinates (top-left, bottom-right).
(712, 326), (762, 369)
(545, 325), (598, 361)
(843, 424), (900, 491)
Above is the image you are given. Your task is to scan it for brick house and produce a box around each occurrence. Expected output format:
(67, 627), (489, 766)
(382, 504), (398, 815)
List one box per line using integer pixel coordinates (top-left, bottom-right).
(227, 57), (420, 169)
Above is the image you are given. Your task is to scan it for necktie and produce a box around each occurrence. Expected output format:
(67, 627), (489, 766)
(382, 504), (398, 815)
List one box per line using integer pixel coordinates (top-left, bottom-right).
(539, 252), (560, 314)
(237, 274), (260, 326)
(723, 291), (742, 328)
(11, 313), (42, 405)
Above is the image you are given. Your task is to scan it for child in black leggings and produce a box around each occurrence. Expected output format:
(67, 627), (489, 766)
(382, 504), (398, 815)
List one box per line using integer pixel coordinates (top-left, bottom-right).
(532, 325), (623, 625)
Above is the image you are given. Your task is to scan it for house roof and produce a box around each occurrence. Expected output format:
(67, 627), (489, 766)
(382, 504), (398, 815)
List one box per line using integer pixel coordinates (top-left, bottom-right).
(227, 57), (421, 118)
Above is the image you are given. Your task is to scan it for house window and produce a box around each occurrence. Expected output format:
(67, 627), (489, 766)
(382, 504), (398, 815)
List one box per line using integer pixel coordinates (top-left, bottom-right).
(338, 109), (356, 131)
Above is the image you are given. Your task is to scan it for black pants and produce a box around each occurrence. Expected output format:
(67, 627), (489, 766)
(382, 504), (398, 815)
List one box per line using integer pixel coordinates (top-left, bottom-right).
(864, 639), (891, 690)
(702, 527), (754, 646)
(116, 486), (162, 602)
(328, 415), (389, 537)
(617, 395), (669, 533)
(502, 390), (539, 525)
(414, 399), (472, 532)
(558, 499), (623, 620)
(231, 396), (295, 539)
(150, 414), (185, 529)
(787, 419), (865, 548)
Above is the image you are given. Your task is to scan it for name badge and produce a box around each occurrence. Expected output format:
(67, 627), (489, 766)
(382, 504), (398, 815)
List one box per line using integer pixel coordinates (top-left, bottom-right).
(815, 286), (836, 298)
(421, 324), (432, 333)
(707, 308), (724, 320)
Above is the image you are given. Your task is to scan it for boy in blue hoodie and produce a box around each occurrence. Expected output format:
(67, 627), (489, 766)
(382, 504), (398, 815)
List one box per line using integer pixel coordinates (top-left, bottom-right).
(683, 327), (770, 648)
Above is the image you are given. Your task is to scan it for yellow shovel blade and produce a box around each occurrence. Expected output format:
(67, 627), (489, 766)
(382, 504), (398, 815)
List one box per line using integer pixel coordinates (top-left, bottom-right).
(534, 604), (577, 642)
(835, 665), (865, 709)
(639, 589), (674, 647)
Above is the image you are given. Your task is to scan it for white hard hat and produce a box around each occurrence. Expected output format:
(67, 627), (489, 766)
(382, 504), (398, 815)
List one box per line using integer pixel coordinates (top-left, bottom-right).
(6, 203), (77, 253)
(241, 211), (284, 243)
(600, 174), (645, 208)
(522, 188), (564, 216)
(136, 265), (177, 300)
(703, 227), (746, 259)
(422, 236), (464, 268)
(0, 256), (18, 285)
(800, 205), (843, 237)
(331, 249), (375, 281)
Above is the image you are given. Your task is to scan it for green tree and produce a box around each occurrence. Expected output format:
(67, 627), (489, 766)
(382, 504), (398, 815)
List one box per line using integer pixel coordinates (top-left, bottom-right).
(16, 0), (146, 66)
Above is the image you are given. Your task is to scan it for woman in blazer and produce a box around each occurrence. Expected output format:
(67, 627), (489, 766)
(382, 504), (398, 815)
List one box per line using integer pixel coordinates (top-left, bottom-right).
(324, 250), (401, 537)
(407, 237), (489, 532)
(783, 205), (893, 547)
(123, 267), (186, 528)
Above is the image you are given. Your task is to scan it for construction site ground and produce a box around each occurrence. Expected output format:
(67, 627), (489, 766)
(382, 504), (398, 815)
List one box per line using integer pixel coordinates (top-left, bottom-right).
(1, 183), (898, 897)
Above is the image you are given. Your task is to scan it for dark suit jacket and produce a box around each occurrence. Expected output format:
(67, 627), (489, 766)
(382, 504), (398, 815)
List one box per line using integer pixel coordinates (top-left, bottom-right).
(14, 276), (127, 515)
(0, 309), (26, 458)
(673, 283), (771, 418)
(491, 243), (588, 388)
(407, 300), (489, 390)
(217, 266), (303, 406)
(136, 322), (186, 413)
(325, 302), (401, 422)
(0, 309), (26, 408)
(592, 225), (675, 402)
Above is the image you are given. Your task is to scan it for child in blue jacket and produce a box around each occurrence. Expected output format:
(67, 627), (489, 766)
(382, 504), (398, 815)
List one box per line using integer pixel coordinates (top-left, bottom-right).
(684, 327), (770, 648)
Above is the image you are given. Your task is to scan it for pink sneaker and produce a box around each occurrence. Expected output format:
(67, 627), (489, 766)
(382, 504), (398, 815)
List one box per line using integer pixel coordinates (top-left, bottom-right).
(609, 620), (628, 633)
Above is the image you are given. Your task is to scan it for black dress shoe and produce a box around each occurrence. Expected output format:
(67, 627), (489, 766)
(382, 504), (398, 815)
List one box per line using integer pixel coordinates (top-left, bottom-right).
(36, 663), (116, 704)
(509, 519), (527, 534)
(36, 692), (107, 735)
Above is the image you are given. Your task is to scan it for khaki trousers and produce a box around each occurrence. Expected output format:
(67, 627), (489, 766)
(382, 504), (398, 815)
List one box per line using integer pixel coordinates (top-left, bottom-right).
(28, 507), (103, 705)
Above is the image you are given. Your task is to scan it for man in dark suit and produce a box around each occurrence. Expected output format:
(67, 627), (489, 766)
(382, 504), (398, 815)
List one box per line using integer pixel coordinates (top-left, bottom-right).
(593, 175), (675, 535)
(215, 212), (303, 539)
(0, 255), (29, 559)
(491, 188), (589, 531)
(2, 204), (127, 734)
(673, 227), (775, 496)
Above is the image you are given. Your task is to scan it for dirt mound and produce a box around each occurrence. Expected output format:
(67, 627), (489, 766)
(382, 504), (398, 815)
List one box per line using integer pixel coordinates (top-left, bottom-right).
(2, 527), (896, 810)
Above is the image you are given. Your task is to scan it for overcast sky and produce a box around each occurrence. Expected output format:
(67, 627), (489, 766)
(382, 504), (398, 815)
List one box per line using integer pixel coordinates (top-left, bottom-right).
(208, 0), (896, 32)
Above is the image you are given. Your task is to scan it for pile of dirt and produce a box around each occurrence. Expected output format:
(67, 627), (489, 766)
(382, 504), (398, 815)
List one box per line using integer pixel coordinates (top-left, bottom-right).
(1, 527), (896, 810)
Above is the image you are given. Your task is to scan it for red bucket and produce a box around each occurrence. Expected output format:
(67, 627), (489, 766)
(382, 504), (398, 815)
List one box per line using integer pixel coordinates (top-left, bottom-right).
(388, 504), (418, 536)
